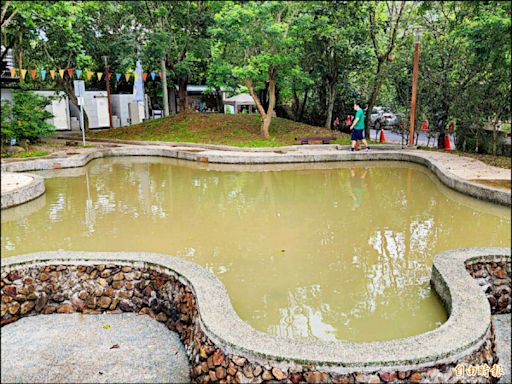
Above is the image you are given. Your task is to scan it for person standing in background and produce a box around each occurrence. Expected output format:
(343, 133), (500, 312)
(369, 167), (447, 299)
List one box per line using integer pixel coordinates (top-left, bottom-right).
(349, 102), (370, 152)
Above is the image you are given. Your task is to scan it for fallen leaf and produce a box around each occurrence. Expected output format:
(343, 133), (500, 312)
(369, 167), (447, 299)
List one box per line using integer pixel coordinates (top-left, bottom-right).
(103, 324), (111, 329)
(110, 344), (120, 349)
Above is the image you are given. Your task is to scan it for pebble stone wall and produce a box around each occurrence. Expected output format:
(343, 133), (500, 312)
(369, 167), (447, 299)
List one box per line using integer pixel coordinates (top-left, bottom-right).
(466, 260), (511, 314)
(1, 254), (509, 384)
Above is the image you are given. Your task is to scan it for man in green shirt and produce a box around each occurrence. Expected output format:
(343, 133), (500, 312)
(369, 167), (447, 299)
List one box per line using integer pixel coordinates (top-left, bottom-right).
(349, 102), (370, 152)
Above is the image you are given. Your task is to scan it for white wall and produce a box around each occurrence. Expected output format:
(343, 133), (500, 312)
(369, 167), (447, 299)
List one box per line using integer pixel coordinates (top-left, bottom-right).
(81, 91), (110, 129)
(1, 88), (70, 130)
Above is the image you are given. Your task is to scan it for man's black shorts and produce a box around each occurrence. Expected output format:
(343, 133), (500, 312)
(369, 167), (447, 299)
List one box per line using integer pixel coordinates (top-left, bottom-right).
(351, 129), (364, 141)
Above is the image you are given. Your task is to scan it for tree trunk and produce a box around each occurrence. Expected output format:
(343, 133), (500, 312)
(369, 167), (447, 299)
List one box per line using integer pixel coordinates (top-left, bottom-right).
(492, 123), (497, 157)
(325, 81), (336, 129)
(365, 59), (384, 138)
(161, 58), (169, 117)
(244, 77), (276, 138)
(263, 78), (277, 138)
(178, 76), (188, 112)
(262, 115), (272, 139)
(215, 87), (223, 113)
(168, 85), (176, 114)
(298, 89), (308, 122)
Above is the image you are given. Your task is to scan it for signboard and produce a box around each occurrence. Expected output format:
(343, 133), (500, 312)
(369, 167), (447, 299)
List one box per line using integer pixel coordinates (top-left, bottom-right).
(74, 80), (85, 105)
(74, 80), (86, 145)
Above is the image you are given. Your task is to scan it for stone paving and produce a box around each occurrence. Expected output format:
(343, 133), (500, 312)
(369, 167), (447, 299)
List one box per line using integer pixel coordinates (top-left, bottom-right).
(494, 314), (511, 384)
(1, 313), (190, 383)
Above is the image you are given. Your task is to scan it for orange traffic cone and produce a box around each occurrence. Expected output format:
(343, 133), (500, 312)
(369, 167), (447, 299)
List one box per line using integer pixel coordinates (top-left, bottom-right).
(380, 129), (386, 143)
(444, 135), (451, 150)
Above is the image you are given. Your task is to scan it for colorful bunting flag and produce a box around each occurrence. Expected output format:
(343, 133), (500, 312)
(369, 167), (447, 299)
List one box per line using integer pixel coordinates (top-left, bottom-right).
(67, 68), (73, 78)
(143, 73), (148, 82)
(150, 72), (156, 81)
(20, 69), (27, 80)
(86, 70), (93, 80)
(76, 69), (82, 79)
(97, 72), (103, 81)
(58, 69), (64, 78)
(41, 69), (47, 80)
(10, 68), (16, 78)
(50, 70), (56, 79)
(116, 73), (121, 82)
(31, 70), (37, 80)
(125, 73), (131, 81)
(134, 73), (139, 80)
(107, 72), (112, 80)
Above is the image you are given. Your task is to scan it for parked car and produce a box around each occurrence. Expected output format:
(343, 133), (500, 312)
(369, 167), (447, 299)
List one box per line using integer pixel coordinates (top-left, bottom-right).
(369, 107), (398, 129)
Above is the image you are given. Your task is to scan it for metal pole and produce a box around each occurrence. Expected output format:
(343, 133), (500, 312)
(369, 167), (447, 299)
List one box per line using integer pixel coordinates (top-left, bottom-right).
(409, 38), (420, 145)
(103, 56), (113, 129)
(79, 100), (85, 146)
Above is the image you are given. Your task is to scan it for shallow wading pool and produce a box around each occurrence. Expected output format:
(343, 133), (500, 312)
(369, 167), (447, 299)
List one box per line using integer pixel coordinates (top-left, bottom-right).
(1, 157), (510, 342)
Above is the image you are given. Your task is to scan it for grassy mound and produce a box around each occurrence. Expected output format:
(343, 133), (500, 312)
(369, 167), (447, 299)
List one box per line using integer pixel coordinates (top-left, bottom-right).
(88, 111), (354, 147)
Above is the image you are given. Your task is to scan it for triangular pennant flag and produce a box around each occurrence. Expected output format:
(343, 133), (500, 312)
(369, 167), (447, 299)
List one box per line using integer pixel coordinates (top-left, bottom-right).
(134, 73), (139, 80)
(58, 69), (64, 78)
(150, 71), (156, 81)
(41, 69), (47, 80)
(31, 69), (37, 80)
(10, 68), (16, 78)
(116, 73), (121, 82)
(143, 73), (148, 82)
(125, 73), (131, 81)
(50, 69), (56, 79)
(97, 72), (103, 81)
(107, 72), (112, 80)
(86, 70), (93, 80)
(76, 69), (82, 79)
(67, 68), (73, 78)
(20, 69), (27, 80)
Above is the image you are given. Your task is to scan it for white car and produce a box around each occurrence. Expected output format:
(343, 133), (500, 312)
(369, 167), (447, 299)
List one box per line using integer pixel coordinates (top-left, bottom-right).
(370, 107), (398, 129)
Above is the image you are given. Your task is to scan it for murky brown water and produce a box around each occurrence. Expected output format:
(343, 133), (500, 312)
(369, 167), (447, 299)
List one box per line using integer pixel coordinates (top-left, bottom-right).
(2, 157), (510, 342)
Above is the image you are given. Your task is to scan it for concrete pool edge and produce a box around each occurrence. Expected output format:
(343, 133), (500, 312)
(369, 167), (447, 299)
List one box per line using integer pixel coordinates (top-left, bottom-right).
(1, 145), (510, 207)
(0, 172), (45, 209)
(1, 248), (509, 382)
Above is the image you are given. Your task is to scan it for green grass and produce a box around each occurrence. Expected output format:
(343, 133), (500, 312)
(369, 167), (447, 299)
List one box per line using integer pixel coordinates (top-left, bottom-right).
(89, 111), (359, 147)
(19, 151), (49, 158)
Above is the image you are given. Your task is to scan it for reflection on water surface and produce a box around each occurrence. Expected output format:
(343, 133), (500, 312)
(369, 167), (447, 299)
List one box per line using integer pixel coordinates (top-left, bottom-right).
(1, 157), (510, 341)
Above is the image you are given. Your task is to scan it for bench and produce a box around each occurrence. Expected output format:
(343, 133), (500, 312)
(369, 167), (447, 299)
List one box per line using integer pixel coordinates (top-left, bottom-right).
(295, 136), (337, 145)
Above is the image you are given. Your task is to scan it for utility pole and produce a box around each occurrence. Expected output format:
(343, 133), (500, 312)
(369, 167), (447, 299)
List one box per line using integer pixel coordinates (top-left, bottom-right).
(103, 56), (113, 129)
(161, 58), (169, 117)
(409, 28), (421, 145)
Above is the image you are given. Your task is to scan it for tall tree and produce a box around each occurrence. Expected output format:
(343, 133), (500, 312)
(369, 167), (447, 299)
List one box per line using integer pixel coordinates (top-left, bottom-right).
(209, 1), (300, 138)
(129, 1), (217, 113)
(365, 0), (407, 137)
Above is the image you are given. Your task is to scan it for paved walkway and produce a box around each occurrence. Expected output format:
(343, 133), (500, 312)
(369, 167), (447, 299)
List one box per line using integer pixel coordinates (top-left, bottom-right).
(369, 128), (456, 148)
(1, 313), (190, 383)
(494, 314), (511, 384)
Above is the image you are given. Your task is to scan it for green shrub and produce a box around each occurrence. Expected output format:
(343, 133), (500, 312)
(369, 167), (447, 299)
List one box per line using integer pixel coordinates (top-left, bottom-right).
(1, 90), (55, 145)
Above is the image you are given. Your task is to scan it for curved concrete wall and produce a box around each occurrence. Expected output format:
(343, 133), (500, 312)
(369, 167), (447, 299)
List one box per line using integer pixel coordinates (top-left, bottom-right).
(1, 248), (509, 382)
(1, 173), (45, 209)
(1, 146), (509, 207)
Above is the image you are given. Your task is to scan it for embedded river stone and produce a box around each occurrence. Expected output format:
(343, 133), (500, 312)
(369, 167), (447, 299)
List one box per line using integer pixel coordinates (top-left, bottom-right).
(1, 249), (509, 383)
